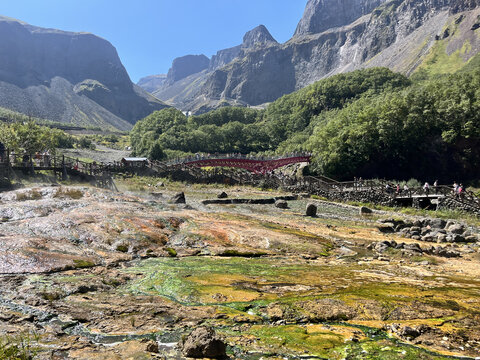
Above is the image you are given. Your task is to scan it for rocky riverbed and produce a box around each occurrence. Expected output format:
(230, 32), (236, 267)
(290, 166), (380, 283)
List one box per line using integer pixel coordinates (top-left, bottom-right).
(0, 183), (479, 359)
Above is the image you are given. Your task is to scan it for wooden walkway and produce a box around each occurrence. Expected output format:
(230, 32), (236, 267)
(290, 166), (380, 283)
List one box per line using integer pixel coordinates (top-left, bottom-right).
(1, 150), (479, 213)
(1, 152), (117, 190)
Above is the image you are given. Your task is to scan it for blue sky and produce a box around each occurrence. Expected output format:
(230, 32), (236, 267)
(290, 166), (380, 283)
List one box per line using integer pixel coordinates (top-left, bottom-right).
(0, 0), (307, 83)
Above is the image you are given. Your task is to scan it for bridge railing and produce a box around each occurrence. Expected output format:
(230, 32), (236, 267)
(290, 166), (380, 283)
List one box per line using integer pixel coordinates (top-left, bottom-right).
(153, 152), (312, 168)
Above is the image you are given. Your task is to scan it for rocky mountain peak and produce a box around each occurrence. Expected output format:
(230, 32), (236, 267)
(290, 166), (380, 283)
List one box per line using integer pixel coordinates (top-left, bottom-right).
(137, 74), (167, 93)
(0, 15), (168, 129)
(242, 25), (277, 48)
(294, 0), (388, 36)
(166, 54), (210, 84)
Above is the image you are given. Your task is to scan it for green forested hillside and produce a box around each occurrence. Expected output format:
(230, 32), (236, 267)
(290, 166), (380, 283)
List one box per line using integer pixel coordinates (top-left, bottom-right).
(131, 67), (480, 183)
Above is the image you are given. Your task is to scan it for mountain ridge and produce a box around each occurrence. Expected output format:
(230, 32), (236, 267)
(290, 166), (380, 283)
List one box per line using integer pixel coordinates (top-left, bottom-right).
(0, 16), (168, 130)
(139, 0), (480, 115)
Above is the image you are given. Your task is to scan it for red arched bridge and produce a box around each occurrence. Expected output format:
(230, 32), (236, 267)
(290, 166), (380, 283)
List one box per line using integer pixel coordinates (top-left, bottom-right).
(152, 153), (312, 174)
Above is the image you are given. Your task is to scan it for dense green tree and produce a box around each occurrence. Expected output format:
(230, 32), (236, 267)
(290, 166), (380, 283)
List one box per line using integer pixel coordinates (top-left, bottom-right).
(128, 67), (480, 183)
(0, 121), (74, 154)
(148, 140), (165, 161)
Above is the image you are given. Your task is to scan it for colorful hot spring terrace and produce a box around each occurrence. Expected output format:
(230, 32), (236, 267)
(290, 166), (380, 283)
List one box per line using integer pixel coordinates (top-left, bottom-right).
(0, 183), (479, 359)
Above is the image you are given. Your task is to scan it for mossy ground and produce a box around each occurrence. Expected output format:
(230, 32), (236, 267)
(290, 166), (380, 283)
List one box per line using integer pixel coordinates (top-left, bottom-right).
(2, 182), (479, 359)
(122, 254), (480, 358)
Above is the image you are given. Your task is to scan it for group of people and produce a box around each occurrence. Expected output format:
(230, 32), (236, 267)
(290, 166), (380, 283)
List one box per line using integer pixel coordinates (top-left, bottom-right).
(385, 183), (410, 195)
(452, 181), (465, 198)
(383, 180), (466, 198)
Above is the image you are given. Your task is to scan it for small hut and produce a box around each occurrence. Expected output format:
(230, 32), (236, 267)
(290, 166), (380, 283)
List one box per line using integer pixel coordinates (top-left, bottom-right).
(121, 157), (148, 168)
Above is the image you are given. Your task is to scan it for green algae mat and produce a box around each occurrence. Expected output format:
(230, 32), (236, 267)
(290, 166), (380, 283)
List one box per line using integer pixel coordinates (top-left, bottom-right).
(122, 256), (479, 359)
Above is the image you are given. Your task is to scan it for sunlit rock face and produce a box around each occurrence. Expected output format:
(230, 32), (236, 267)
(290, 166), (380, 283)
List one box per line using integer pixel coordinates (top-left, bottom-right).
(293, 0), (388, 36)
(0, 16), (168, 129)
(143, 0), (480, 115)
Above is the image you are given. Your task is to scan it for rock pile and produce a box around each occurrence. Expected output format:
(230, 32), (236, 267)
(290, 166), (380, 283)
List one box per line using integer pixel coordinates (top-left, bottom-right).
(369, 240), (461, 258)
(438, 196), (480, 215)
(377, 218), (479, 244)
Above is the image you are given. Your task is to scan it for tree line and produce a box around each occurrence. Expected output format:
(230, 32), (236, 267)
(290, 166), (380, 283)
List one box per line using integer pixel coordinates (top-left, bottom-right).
(127, 66), (480, 183)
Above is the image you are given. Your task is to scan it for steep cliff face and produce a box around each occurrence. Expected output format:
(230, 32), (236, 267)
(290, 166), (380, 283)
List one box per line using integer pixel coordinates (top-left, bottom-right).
(139, 0), (480, 114)
(0, 16), (167, 129)
(137, 74), (167, 93)
(294, 0), (388, 36)
(209, 45), (242, 72)
(166, 55), (210, 84)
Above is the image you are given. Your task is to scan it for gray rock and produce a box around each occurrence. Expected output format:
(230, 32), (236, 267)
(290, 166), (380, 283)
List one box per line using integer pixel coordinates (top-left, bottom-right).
(426, 218), (446, 229)
(436, 233), (447, 243)
(275, 200), (288, 209)
(421, 235), (434, 243)
(437, 248), (460, 258)
(413, 220), (423, 227)
(375, 242), (389, 253)
(421, 228), (431, 236)
(217, 192), (228, 199)
(181, 326), (227, 359)
(404, 243), (422, 252)
(377, 223), (395, 233)
(447, 224), (465, 234)
(465, 235), (479, 243)
(209, 45), (243, 72)
(306, 203), (317, 217)
(359, 206), (373, 215)
(452, 234), (466, 243)
(171, 192), (186, 204)
(445, 220), (456, 229)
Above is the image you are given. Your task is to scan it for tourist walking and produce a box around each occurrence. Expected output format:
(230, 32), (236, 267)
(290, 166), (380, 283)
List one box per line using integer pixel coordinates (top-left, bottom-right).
(423, 182), (430, 196)
(453, 181), (459, 198)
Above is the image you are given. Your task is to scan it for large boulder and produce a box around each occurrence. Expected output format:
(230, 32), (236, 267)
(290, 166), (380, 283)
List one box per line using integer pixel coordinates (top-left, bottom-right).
(359, 206), (373, 215)
(275, 200), (288, 209)
(171, 192), (186, 204)
(306, 203), (317, 217)
(217, 191), (228, 199)
(181, 326), (227, 359)
(447, 224), (464, 234)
